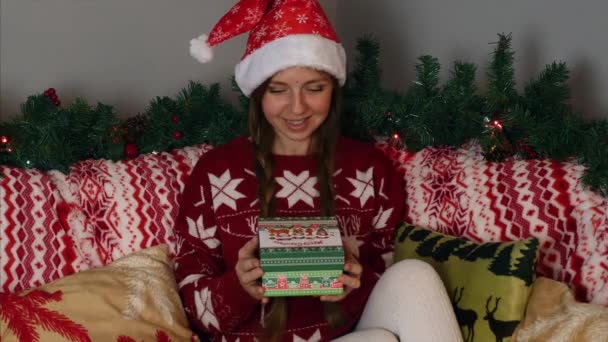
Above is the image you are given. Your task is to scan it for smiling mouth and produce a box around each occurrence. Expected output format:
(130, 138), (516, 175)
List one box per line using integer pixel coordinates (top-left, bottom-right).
(284, 117), (309, 129)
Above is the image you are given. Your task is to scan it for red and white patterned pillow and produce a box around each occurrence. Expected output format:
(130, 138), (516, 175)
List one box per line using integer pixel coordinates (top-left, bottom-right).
(377, 141), (608, 305)
(0, 166), (89, 293)
(52, 145), (211, 266)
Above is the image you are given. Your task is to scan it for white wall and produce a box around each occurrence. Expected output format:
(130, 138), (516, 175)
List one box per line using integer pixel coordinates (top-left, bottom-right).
(336, 0), (608, 120)
(0, 0), (336, 120)
(3, 1), (606, 121)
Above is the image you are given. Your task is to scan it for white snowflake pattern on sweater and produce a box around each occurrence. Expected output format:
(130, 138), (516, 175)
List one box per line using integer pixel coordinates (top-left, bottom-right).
(275, 170), (319, 208)
(209, 170), (246, 211)
(194, 287), (220, 330)
(347, 167), (375, 207)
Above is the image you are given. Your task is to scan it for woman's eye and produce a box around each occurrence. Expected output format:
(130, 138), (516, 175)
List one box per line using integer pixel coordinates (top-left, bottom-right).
(268, 88), (286, 94)
(307, 86), (324, 92)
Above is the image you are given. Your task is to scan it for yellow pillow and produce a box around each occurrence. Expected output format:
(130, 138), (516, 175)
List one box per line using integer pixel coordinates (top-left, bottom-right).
(0, 245), (196, 342)
(393, 223), (539, 342)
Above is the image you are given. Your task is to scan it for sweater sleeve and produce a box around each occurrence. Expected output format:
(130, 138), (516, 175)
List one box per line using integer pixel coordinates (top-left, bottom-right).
(337, 148), (406, 319)
(173, 159), (259, 337)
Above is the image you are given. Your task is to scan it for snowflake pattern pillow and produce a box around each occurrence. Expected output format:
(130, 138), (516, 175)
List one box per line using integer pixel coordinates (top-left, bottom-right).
(0, 245), (197, 342)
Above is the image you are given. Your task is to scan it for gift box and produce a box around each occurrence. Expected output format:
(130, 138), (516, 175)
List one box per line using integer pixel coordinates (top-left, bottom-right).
(258, 217), (344, 297)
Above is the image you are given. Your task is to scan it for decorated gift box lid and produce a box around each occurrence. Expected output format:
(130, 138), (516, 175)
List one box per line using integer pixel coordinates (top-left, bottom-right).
(258, 217), (344, 297)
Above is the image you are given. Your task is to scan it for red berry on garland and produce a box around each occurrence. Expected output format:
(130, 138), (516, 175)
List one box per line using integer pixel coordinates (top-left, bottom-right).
(43, 88), (61, 106)
(517, 140), (538, 159)
(124, 142), (139, 159)
(171, 115), (179, 123)
(173, 131), (183, 140)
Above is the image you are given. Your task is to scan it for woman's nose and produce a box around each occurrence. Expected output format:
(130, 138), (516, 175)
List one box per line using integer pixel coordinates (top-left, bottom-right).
(290, 91), (307, 115)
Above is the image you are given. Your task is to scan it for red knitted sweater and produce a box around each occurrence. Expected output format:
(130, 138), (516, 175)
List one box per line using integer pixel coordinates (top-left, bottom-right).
(174, 136), (404, 342)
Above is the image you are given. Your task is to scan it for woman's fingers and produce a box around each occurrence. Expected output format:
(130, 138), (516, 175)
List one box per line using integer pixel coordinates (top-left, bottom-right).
(318, 255), (363, 302)
(238, 236), (259, 259)
(338, 273), (360, 290)
(234, 236), (269, 302)
(319, 294), (345, 302)
(344, 262), (362, 277)
(238, 258), (260, 273)
(240, 267), (264, 284)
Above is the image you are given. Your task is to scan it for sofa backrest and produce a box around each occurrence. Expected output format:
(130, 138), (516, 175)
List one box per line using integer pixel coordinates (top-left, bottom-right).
(2, 142), (607, 305)
(53, 144), (212, 266)
(377, 141), (608, 305)
(0, 167), (89, 293)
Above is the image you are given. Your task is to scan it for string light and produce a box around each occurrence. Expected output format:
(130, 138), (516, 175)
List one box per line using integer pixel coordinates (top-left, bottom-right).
(0, 136), (7, 144)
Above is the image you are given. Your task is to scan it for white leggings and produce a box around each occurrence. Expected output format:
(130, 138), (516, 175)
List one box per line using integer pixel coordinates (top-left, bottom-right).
(334, 259), (463, 342)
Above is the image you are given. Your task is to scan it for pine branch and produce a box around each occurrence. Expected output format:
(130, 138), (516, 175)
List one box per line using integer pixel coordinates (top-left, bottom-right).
(401, 55), (443, 150)
(523, 62), (570, 117)
(2, 34), (608, 197)
(486, 33), (518, 114)
(346, 35), (382, 94)
(441, 61), (484, 146)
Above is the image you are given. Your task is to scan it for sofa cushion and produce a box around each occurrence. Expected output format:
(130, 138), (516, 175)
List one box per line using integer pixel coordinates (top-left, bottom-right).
(513, 277), (608, 341)
(0, 244), (196, 342)
(0, 166), (90, 293)
(53, 144), (211, 265)
(377, 141), (608, 305)
(393, 223), (539, 342)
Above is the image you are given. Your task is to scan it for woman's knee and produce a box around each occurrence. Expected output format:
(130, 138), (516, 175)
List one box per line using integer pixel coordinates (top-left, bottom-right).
(381, 259), (442, 287)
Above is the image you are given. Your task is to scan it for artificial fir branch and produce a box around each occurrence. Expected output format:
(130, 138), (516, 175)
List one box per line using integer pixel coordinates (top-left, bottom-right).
(523, 62), (570, 117)
(1, 95), (121, 172)
(579, 120), (608, 196)
(485, 33), (518, 114)
(439, 61), (484, 147)
(346, 35), (382, 93)
(400, 55), (443, 150)
(1, 34), (608, 196)
(414, 55), (441, 97)
(342, 35), (386, 141)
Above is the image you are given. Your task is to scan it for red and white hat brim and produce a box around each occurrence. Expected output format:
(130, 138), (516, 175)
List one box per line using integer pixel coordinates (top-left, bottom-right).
(235, 34), (346, 97)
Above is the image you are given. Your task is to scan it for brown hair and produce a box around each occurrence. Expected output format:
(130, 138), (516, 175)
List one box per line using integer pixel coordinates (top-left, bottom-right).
(248, 71), (345, 341)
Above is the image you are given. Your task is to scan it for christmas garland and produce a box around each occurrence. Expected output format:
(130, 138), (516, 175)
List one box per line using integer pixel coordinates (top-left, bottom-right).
(1, 34), (607, 196)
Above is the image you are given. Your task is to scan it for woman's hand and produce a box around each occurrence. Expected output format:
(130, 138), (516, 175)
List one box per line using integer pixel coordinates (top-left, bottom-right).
(320, 242), (363, 302)
(235, 236), (269, 304)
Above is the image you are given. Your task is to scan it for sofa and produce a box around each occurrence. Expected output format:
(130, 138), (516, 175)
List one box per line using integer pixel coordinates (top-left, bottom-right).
(1, 140), (607, 341)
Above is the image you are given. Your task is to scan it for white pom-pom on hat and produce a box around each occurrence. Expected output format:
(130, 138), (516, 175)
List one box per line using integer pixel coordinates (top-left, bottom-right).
(189, 34), (214, 63)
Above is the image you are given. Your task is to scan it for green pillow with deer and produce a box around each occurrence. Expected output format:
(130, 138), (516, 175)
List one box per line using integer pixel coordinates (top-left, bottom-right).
(393, 223), (539, 342)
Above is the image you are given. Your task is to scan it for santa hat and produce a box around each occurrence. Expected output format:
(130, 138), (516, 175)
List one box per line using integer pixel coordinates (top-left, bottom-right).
(190, 0), (346, 97)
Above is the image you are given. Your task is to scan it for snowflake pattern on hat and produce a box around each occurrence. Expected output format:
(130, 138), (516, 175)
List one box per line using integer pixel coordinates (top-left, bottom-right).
(190, 0), (346, 96)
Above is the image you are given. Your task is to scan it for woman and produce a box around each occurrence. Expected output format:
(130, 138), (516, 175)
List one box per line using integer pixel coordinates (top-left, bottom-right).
(175, 1), (462, 341)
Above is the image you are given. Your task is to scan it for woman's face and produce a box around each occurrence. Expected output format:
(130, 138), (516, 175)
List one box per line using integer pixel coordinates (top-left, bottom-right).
(261, 67), (334, 155)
